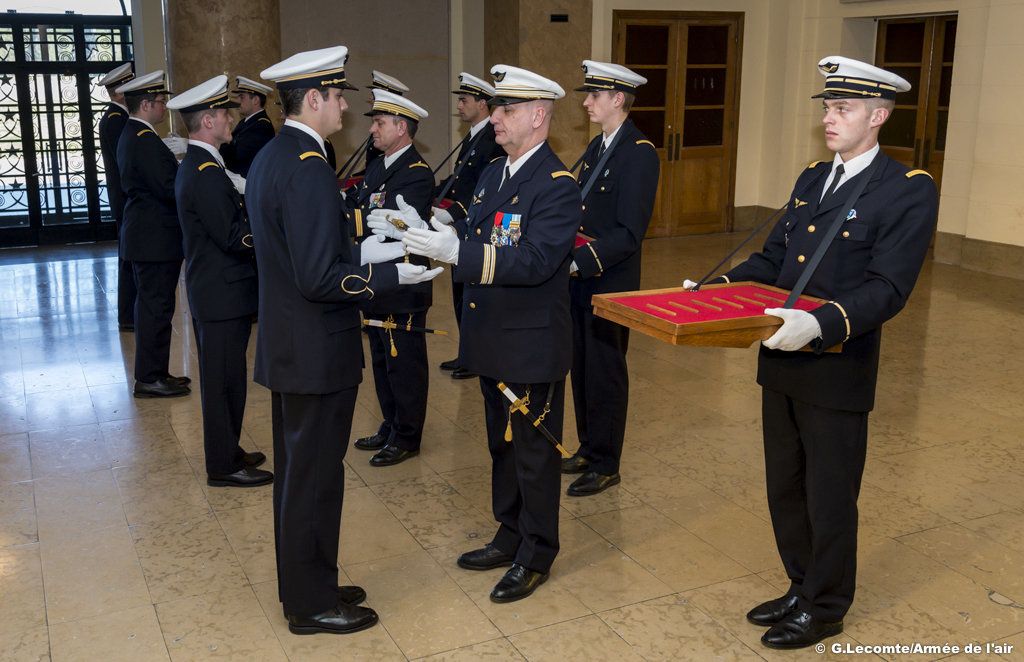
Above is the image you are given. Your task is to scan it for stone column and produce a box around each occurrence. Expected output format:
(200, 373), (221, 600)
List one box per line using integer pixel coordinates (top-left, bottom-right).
(163, 0), (283, 127)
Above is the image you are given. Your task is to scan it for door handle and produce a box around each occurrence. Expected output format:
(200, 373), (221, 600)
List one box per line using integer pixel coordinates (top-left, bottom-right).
(674, 132), (681, 161)
(665, 132), (673, 162)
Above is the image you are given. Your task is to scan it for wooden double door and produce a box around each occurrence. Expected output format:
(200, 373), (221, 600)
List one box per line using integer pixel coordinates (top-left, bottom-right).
(876, 14), (956, 192)
(612, 11), (743, 237)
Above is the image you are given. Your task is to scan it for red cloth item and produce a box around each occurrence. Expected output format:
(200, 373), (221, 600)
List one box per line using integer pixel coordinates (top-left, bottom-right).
(606, 284), (822, 324)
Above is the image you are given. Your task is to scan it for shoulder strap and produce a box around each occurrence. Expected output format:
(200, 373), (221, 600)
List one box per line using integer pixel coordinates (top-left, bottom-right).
(783, 153), (883, 308)
(432, 129), (488, 205)
(579, 129), (624, 201)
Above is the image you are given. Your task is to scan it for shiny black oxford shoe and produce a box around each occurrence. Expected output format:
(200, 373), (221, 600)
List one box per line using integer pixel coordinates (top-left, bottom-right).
(336, 585), (366, 606)
(241, 451), (266, 468)
(133, 378), (190, 398)
(206, 466), (273, 488)
(747, 594), (799, 626)
(566, 471), (620, 497)
(490, 563), (548, 603)
(287, 603), (379, 636)
(761, 611), (843, 649)
(457, 544), (515, 571)
(354, 432), (387, 451)
(560, 453), (590, 474)
(369, 444), (419, 467)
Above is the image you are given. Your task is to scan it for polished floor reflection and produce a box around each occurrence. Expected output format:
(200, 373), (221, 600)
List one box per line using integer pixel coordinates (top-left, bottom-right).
(1, 238), (1023, 661)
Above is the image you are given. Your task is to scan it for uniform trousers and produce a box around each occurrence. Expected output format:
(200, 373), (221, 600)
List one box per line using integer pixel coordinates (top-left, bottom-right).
(271, 387), (356, 617)
(192, 316), (251, 475)
(117, 256), (137, 327)
(762, 387), (869, 623)
(480, 376), (563, 574)
(132, 260), (181, 383)
(365, 309), (428, 451)
(451, 275), (464, 328)
(570, 301), (630, 474)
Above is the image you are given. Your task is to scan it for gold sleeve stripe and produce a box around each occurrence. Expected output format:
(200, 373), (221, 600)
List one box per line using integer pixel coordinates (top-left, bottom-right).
(137, 129), (154, 137)
(481, 244), (496, 285)
(354, 208), (364, 237)
(408, 161), (430, 169)
(299, 150), (326, 162)
(635, 139), (655, 148)
(454, 201), (467, 214)
(109, 111), (122, 117)
(807, 160), (822, 169)
(829, 300), (851, 342)
(198, 161), (220, 171)
(906, 169), (933, 179)
(585, 242), (604, 273)
(258, 117), (272, 124)
(721, 275), (731, 284)
(551, 170), (575, 180)
(490, 156), (504, 163)
(242, 234), (253, 248)
(341, 264), (375, 298)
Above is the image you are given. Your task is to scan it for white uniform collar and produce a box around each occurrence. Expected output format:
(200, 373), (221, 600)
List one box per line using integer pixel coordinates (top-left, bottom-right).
(384, 143), (413, 170)
(187, 139), (225, 167)
(602, 121), (624, 150)
(830, 143), (879, 183)
(283, 118), (327, 157)
(111, 101), (128, 113)
(130, 116), (156, 132)
(505, 140), (545, 179)
(243, 108), (266, 124)
(469, 117), (490, 139)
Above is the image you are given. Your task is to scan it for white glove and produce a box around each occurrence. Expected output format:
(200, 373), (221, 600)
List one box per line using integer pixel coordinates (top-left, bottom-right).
(683, 279), (698, 290)
(162, 133), (187, 156)
(359, 234), (406, 266)
(225, 169), (246, 195)
(396, 263), (444, 285)
(570, 261), (579, 274)
(402, 217), (461, 265)
(366, 194), (428, 240)
(431, 206), (454, 226)
(763, 307), (822, 351)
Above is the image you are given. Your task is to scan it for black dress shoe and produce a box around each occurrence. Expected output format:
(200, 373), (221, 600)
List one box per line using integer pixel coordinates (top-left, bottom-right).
(207, 466), (274, 487)
(451, 367), (476, 380)
(490, 563), (548, 603)
(166, 374), (191, 386)
(133, 378), (190, 398)
(457, 544), (515, 571)
(560, 453), (590, 474)
(336, 585), (366, 606)
(354, 433), (387, 451)
(241, 451), (266, 468)
(369, 445), (419, 467)
(287, 603), (379, 635)
(747, 594), (799, 626)
(439, 357), (459, 371)
(566, 471), (621, 497)
(761, 611), (843, 649)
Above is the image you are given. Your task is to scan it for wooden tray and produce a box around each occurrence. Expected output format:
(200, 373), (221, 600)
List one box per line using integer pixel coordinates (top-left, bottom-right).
(591, 282), (841, 352)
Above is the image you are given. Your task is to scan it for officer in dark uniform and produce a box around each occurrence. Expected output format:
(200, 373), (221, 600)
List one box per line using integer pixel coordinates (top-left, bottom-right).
(116, 70), (191, 399)
(169, 75), (273, 488)
(98, 62), (136, 331)
(344, 71), (410, 179)
(431, 72), (505, 379)
(250, 46), (441, 635)
(219, 75), (275, 177)
(347, 89), (434, 467)
(403, 65), (580, 603)
(688, 56), (937, 649)
(561, 60), (660, 497)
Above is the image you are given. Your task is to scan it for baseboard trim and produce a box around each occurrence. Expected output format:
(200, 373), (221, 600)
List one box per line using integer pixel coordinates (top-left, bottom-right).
(934, 231), (1024, 280)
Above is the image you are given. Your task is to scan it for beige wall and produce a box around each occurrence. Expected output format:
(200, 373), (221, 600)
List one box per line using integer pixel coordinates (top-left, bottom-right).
(279, 0), (451, 169)
(590, 0), (1024, 253)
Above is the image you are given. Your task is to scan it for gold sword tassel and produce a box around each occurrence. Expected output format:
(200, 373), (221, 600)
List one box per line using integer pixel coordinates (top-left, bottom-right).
(385, 314), (398, 357)
(505, 387), (530, 442)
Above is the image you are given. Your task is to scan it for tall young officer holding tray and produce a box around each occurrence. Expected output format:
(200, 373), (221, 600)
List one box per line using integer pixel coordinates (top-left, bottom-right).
(684, 56), (937, 649)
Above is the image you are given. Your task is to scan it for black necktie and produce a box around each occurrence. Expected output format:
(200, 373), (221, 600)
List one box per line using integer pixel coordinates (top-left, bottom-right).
(597, 140), (606, 160)
(498, 165), (511, 191)
(821, 163), (845, 202)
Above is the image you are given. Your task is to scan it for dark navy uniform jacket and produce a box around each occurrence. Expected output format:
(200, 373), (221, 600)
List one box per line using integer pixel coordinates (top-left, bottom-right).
(220, 109), (275, 177)
(247, 124), (400, 395)
(117, 118), (183, 262)
(435, 122), (504, 229)
(717, 153), (938, 412)
(98, 102), (128, 224)
(571, 118), (659, 305)
(344, 144), (434, 316)
(454, 142), (582, 384)
(175, 144), (257, 322)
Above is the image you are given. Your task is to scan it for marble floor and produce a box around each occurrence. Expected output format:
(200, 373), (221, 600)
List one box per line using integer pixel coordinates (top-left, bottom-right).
(1, 236), (1023, 662)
